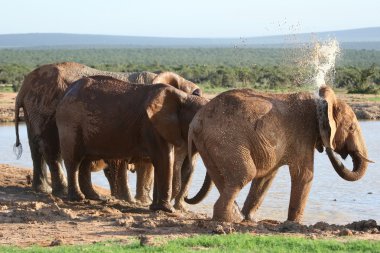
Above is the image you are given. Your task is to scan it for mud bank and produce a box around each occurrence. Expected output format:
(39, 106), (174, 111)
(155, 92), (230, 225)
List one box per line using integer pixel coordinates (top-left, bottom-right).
(0, 164), (379, 247)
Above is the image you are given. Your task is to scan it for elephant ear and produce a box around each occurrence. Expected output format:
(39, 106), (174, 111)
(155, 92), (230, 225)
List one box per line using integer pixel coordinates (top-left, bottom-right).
(317, 85), (337, 149)
(153, 72), (202, 96)
(145, 86), (185, 147)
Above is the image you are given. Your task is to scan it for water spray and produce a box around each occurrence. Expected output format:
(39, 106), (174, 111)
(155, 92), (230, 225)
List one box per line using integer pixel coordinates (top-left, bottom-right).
(311, 39), (340, 88)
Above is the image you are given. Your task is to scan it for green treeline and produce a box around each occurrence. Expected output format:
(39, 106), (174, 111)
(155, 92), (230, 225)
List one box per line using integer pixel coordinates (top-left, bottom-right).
(0, 47), (379, 93)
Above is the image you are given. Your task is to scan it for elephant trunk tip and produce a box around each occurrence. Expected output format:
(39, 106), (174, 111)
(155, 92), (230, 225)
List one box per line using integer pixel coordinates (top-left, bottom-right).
(326, 147), (368, 182)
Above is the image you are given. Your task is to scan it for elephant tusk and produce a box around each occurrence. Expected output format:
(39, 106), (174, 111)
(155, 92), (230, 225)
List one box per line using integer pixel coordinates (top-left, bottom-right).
(356, 152), (375, 163)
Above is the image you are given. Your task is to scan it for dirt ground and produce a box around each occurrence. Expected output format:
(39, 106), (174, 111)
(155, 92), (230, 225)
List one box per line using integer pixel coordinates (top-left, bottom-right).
(0, 164), (379, 247)
(2, 92), (380, 122)
(340, 93), (380, 120)
(0, 93), (18, 122)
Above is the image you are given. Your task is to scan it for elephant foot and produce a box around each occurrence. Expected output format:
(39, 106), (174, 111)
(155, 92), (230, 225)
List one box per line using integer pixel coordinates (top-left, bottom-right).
(212, 211), (243, 223)
(52, 185), (68, 198)
(213, 203), (243, 223)
(32, 181), (52, 194)
(68, 190), (85, 202)
(243, 213), (258, 223)
(94, 195), (108, 201)
(174, 200), (188, 212)
(135, 195), (152, 206)
(84, 192), (104, 201)
(149, 202), (175, 213)
(117, 194), (136, 204)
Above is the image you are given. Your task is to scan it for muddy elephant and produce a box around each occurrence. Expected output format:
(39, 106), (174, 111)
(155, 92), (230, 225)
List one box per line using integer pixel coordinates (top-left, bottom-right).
(187, 85), (372, 222)
(56, 76), (208, 212)
(14, 62), (201, 203)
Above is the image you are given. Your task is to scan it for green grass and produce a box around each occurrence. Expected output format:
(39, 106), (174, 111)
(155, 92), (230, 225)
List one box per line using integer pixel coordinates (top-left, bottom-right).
(0, 85), (14, 92)
(199, 83), (231, 94)
(2, 234), (380, 253)
(367, 96), (380, 102)
(199, 82), (317, 95)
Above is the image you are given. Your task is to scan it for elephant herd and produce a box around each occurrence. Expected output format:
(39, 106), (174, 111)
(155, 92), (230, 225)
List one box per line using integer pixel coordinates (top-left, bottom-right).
(14, 62), (372, 223)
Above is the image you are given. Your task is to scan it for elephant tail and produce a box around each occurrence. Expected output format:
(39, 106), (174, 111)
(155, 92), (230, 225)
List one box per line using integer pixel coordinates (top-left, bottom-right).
(184, 172), (212, 204)
(13, 97), (23, 159)
(185, 121), (213, 205)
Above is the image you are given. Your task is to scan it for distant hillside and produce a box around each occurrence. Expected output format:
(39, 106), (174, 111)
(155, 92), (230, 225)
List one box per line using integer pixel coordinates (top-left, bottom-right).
(1, 27), (380, 49)
(0, 33), (234, 48)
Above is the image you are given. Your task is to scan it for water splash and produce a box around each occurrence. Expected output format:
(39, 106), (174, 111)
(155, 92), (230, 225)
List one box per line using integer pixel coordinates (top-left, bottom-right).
(311, 39), (340, 88)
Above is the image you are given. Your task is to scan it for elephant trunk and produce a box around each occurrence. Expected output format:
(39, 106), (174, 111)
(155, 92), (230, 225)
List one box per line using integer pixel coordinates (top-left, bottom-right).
(184, 172), (213, 204)
(326, 147), (368, 181)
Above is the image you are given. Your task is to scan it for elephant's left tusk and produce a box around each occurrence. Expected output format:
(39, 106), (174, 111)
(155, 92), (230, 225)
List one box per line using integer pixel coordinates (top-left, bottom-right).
(357, 152), (375, 163)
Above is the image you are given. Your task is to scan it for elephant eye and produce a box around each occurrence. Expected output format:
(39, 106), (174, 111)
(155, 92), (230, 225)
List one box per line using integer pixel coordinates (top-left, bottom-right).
(348, 124), (356, 133)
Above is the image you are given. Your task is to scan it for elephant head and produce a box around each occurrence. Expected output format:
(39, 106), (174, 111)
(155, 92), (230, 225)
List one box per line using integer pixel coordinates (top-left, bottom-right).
(317, 85), (373, 181)
(145, 86), (207, 148)
(152, 72), (202, 97)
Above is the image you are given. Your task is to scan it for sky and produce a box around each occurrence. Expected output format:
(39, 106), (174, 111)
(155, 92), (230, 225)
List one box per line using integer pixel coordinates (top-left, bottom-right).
(1, 0), (379, 38)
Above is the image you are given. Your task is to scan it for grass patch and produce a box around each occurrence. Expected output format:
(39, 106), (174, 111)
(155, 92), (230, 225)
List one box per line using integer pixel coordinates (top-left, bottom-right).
(199, 83), (317, 96)
(367, 96), (380, 102)
(347, 85), (379, 94)
(198, 83), (230, 94)
(1, 234), (380, 253)
(0, 86), (14, 92)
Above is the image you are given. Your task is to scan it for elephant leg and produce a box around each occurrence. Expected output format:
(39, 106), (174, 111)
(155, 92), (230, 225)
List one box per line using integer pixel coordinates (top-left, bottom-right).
(174, 156), (192, 211)
(149, 143), (174, 213)
(135, 162), (153, 205)
(241, 169), (279, 221)
(44, 157), (67, 197)
(152, 175), (158, 206)
(40, 122), (67, 196)
(78, 159), (102, 200)
(287, 162), (314, 222)
(104, 161), (134, 202)
(46, 160), (68, 197)
(212, 164), (254, 223)
(116, 163), (135, 203)
(28, 137), (51, 193)
(171, 144), (187, 202)
(63, 152), (85, 201)
(103, 167), (117, 196)
(213, 185), (243, 222)
(48, 160), (67, 197)
(202, 144), (255, 222)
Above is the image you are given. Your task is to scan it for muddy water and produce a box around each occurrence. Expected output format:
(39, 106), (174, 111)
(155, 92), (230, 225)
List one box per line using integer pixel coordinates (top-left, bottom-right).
(1, 122), (379, 225)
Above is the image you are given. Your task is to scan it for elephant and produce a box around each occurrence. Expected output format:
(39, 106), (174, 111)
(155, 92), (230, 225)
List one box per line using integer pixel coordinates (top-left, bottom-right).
(186, 85), (372, 222)
(14, 62), (202, 203)
(55, 75), (208, 212)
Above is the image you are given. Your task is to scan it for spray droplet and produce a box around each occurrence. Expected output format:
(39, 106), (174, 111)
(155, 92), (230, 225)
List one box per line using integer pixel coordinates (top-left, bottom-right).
(312, 39), (341, 88)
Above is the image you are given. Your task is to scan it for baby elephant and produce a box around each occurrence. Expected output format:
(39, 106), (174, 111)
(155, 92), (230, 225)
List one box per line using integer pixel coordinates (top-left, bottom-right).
(56, 75), (207, 212)
(187, 86), (371, 222)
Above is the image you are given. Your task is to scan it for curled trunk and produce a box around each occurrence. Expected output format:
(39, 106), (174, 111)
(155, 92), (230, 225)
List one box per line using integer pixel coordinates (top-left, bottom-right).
(326, 147), (368, 181)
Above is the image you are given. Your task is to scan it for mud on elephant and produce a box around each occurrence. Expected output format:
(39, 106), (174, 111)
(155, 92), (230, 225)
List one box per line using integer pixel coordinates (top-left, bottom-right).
(14, 62), (202, 204)
(187, 85), (372, 222)
(56, 76), (208, 212)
